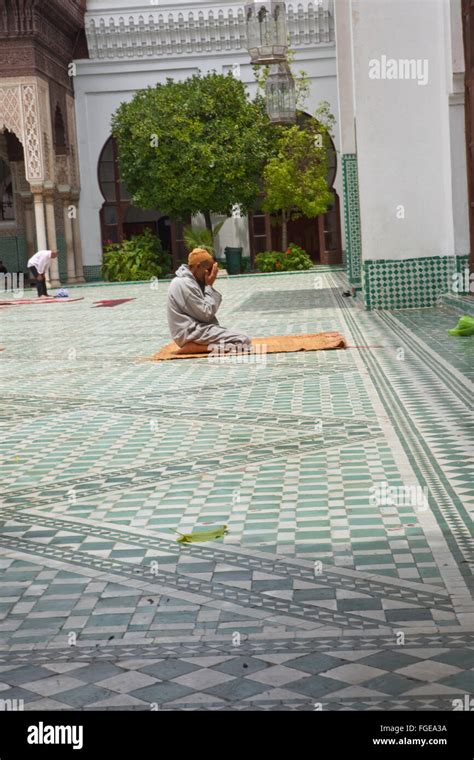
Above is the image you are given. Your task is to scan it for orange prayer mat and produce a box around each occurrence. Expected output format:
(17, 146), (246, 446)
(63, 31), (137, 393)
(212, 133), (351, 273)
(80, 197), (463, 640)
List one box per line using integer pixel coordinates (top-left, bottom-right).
(150, 332), (346, 361)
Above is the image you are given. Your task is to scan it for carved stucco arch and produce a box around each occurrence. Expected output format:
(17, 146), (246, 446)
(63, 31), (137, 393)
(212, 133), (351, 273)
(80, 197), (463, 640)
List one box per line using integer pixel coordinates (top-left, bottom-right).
(0, 79), (46, 184)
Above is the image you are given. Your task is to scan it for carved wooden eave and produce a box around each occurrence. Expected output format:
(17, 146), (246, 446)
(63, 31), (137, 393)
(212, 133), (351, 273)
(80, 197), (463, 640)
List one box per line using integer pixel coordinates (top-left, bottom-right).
(0, 0), (85, 38)
(0, 0), (88, 87)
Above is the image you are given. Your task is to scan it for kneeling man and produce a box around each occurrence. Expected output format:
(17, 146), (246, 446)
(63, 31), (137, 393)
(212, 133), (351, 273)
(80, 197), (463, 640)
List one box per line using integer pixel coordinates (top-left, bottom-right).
(167, 248), (251, 354)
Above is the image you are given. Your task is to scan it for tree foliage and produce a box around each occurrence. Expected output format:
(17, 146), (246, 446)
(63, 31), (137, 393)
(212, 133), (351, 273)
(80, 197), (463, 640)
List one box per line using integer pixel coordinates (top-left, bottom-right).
(262, 120), (334, 250)
(112, 73), (270, 230)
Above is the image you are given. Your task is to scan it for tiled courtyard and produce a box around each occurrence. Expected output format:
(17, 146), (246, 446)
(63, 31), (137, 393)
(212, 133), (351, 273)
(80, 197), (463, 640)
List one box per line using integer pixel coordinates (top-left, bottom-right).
(0, 269), (473, 710)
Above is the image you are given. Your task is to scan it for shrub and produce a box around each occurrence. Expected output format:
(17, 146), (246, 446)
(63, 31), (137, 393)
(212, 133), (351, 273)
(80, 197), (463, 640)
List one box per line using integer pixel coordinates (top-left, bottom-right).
(183, 226), (213, 255)
(255, 243), (313, 273)
(240, 257), (250, 274)
(102, 229), (171, 282)
(183, 221), (225, 257)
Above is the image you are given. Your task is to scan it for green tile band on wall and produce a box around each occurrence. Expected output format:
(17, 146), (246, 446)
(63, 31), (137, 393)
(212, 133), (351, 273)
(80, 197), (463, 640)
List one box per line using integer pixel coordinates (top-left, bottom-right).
(455, 254), (469, 273)
(57, 235), (67, 281)
(363, 255), (467, 310)
(342, 154), (362, 287)
(83, 265), (103, 282)
(0, 235), (28, 271)
(0, 235), (69, 283)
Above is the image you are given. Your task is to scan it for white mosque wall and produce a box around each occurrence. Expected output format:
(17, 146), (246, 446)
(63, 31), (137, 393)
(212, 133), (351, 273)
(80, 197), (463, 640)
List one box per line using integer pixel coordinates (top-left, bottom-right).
(350, 0), (464, 263)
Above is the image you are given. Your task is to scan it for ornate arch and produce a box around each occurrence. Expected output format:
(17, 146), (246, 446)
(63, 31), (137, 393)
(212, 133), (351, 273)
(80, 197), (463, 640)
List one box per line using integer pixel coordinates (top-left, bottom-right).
(0, 79), (45, 183)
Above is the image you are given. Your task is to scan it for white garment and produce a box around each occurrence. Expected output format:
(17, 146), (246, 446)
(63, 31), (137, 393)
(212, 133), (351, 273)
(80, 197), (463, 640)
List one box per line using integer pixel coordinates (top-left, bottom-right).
(167, 264), (251, 348)
(27, 250), (52, 274)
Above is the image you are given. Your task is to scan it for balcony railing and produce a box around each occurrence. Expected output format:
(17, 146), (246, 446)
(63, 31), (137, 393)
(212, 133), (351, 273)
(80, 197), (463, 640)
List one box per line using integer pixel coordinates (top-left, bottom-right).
(85, 3), (334, 60)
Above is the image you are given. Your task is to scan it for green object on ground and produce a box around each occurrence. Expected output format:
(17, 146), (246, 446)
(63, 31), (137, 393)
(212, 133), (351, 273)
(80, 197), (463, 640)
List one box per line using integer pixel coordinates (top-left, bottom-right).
(448, 314), (474, 336)
(224, 247), (242, 275)
(175, 525), (229, 543)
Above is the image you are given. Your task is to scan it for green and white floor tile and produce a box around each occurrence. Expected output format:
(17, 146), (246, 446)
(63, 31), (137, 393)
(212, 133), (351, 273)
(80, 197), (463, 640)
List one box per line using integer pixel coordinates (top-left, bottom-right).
(0, 271), (472, 710)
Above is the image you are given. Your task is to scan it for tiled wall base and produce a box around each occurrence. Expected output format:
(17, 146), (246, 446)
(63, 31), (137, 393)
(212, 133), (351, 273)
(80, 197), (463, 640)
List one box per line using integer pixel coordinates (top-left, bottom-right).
(363, 255), (469, 310)
(0, 234), (71, 284)
(57, 235), (67, 281)
(0, 235), (28, 271)
(83, 265), (103, 282)
(455, 254), (469, 273)
(342, 154), (362, 287)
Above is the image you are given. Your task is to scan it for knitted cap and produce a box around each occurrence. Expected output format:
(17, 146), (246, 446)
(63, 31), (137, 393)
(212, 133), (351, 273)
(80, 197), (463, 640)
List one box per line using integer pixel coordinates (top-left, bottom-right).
(188, 248), (214, 267)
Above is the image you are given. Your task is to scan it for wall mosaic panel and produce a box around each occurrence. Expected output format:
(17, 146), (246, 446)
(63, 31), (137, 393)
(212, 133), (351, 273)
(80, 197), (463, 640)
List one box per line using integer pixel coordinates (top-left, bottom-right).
(363, 255), (468, 310)
(342, 153), (362, 286)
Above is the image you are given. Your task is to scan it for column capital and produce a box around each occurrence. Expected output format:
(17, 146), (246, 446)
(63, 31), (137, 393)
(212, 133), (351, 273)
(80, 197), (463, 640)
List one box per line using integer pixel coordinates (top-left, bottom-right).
(30, 184), (44, 197)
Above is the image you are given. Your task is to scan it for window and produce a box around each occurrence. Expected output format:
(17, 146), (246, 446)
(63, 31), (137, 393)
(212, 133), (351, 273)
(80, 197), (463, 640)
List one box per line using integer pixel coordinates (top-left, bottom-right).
(53, 105), (68, 155)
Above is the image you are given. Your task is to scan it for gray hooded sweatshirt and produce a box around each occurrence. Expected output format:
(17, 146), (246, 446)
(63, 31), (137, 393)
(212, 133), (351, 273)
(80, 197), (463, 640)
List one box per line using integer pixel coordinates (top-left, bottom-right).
(167, 264), (251, 348)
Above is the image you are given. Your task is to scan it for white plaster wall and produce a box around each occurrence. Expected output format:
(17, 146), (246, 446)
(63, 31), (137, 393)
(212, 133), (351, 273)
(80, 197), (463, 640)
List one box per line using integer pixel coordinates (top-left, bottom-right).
(74, 4), (339, 266)
(351, 0), (455, 261)
(449, 96), (470, 257)
(447, 0), (469, 256)
(334, 0), (356, 155)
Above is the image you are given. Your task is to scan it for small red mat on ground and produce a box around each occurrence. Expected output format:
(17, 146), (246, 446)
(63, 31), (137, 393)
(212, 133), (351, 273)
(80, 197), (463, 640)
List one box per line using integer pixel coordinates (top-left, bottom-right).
(0, 297), (84, 306)
(150, 332), (347, 361)
(93, 298), (136, 308)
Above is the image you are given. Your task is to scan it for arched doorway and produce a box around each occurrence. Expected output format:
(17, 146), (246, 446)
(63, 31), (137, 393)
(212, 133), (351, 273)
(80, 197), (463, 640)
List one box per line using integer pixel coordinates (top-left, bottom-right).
(0, 128), (35, 277)
(98, 136), (186, 267)
(248, 113), (343, 266)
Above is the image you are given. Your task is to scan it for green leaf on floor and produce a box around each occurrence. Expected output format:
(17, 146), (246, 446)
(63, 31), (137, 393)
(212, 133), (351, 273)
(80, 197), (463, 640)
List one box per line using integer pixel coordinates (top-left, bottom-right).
(174, 525), (229, 543)
(448, 314), (474, 336)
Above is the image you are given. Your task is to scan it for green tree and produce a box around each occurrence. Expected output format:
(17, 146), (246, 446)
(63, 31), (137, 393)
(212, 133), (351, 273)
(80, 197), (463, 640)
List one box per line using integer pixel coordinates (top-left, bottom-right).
(112, 73), (270, 237)
(262, 122), (334, 251)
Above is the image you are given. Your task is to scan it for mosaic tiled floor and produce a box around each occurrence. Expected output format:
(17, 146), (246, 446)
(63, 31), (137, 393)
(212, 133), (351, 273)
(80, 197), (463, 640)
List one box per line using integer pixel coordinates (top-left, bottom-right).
(0, 271), (472, 710)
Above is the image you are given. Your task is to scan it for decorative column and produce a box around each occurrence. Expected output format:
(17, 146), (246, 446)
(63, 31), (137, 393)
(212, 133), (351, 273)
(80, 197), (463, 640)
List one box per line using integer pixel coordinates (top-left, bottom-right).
(70, 190), (85, 283)
(43, 182), (61, 287)
(31, 185), (47, 251)
(59, 188), (77, 283)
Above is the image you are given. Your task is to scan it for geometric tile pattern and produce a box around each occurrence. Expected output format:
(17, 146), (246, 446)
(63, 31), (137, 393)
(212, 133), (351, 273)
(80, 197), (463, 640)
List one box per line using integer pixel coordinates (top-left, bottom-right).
(1, 633), (473, 711)
(0, 234), (28, 274)
(363, 255), (468, 310)
(0, 271), (472, 710)
(83, 265), (103, 282)
(332, 290), (474, 593)
(342, 154), (362, 287)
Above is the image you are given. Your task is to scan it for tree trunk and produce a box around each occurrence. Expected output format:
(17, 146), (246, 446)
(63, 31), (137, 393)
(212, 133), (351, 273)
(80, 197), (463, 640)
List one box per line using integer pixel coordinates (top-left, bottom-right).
(281, 210), (288, 251)
(203, 210), (213, 233)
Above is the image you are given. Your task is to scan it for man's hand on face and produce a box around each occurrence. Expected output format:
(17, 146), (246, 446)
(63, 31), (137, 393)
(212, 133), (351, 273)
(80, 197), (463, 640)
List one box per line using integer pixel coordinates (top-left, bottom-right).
(205, 262), (218, 287)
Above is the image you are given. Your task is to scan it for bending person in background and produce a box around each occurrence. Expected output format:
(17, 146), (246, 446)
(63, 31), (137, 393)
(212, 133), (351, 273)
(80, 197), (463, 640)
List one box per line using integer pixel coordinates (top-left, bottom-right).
(27, 249), (58, 298)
